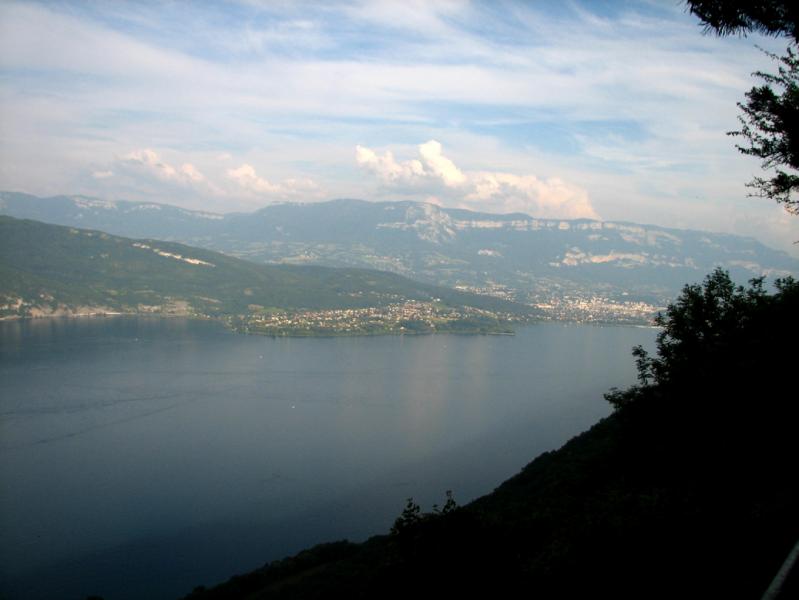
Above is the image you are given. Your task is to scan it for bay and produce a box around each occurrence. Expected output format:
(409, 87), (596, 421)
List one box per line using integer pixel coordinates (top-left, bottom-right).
(0, 317), (656, 599)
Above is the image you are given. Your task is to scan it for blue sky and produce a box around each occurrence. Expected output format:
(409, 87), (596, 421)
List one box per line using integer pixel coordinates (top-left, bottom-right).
(1, 0), (797, 253)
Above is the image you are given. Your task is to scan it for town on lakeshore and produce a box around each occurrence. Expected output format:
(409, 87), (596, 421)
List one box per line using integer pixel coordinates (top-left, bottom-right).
(453, 283), (661, 326)
(224, 296), (661, 338)
(225, 301), (521, 336)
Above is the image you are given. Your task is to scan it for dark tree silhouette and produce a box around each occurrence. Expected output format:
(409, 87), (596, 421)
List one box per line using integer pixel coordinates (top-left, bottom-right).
(686, 1), (799, 40)
(390, 491), (459, 537)
(390, 498), (422, 536)
(605, 267), (798, 409)
(686, 1), (799, 212)
(731, 46), (799, 212)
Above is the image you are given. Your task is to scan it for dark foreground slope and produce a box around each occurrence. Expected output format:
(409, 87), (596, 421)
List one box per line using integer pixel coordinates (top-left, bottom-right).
(183, 271), (799, 600)
(0, 216), (526, 320)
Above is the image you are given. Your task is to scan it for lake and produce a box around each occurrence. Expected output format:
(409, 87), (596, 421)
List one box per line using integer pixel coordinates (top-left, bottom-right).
(0, 317), (656, 599)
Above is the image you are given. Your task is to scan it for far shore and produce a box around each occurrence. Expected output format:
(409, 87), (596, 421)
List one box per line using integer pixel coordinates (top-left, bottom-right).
(0, 311), (519, 338)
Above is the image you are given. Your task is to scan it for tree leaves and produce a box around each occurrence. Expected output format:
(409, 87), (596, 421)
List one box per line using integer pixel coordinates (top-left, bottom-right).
(605, 268), (797, 409)
(686, 1), (799, 212)
(730, 46), (799, 212)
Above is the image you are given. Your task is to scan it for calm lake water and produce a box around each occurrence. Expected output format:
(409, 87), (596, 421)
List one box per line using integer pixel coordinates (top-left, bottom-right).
(0, 317), (656, 600)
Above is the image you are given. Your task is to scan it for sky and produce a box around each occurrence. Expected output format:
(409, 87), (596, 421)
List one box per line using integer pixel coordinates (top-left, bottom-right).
(1, 0), (798, 254)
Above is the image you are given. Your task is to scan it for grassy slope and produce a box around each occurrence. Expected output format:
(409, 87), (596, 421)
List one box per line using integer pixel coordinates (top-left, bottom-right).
(0, 216), (528, 317)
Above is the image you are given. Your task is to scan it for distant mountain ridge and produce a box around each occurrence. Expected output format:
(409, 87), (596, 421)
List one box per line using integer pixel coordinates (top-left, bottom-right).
(2, 191), (797, 306)
(0, 216), (525, 330)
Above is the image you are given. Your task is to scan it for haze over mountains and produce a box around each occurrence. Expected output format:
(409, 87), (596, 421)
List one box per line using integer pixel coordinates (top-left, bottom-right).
(2, 191), (797, 308)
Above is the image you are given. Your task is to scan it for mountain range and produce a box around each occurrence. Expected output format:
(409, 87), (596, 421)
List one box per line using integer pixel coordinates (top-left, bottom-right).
(0, 216), (523, 331)
(2, 191), (797, 308)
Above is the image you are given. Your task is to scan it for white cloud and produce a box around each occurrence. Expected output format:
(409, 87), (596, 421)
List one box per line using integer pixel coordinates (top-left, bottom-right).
(355, 141), (467, 189)
(227, 163), (322, 200)
(84, 149), (229, 204)
(119, 149), (217, 190)
(355, 145), (425, 184)
(79, 148), (326, 210)
(123, 149), (178, 180)
(464, 172), (597, 220)
(181, 163), (206, 183)
(357, 140), (598, 220)
(418, 141), (465, 186)
(227, 163), (281, 194)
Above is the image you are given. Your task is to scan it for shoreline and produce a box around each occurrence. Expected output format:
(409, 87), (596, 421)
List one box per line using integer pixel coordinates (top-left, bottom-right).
(0, 311), (654, 333)
(0, 311), (518, 338)
(0, 311), (128, 321)
(0, 310), (201, 322)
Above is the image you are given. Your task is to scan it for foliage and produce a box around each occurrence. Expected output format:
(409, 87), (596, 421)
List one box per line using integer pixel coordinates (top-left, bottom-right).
(390, 491), (458, 536)
(685, 0), (799, 40)
(433, 490), (459, 516)
(686, 1), (799, 211)
(390, 498), (423, 536)
(605, 267), (798, 408)
(731, 46), (799, 212)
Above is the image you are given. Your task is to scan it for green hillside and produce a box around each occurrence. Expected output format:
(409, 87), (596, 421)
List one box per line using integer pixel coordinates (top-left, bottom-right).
(0, 216), (529, 327)
(182, 270), (799, 599)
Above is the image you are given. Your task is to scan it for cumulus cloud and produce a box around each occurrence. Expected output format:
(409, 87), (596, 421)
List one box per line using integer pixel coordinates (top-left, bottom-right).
(180, 163), (206, 183)
(89, 148), (323, 207)
(465, 172), (597, 220)
(227, 164), (281, 194)
(121, 149), (212, 188)
(355, 145), (425, 184)
(355, 140), (465, 188)
(419, 141), (466, 186)
(227, 163), (322, 200)
(123, 149), (179, 180)
(98, 148), (227, 198)
(356, 140), (598, 220)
